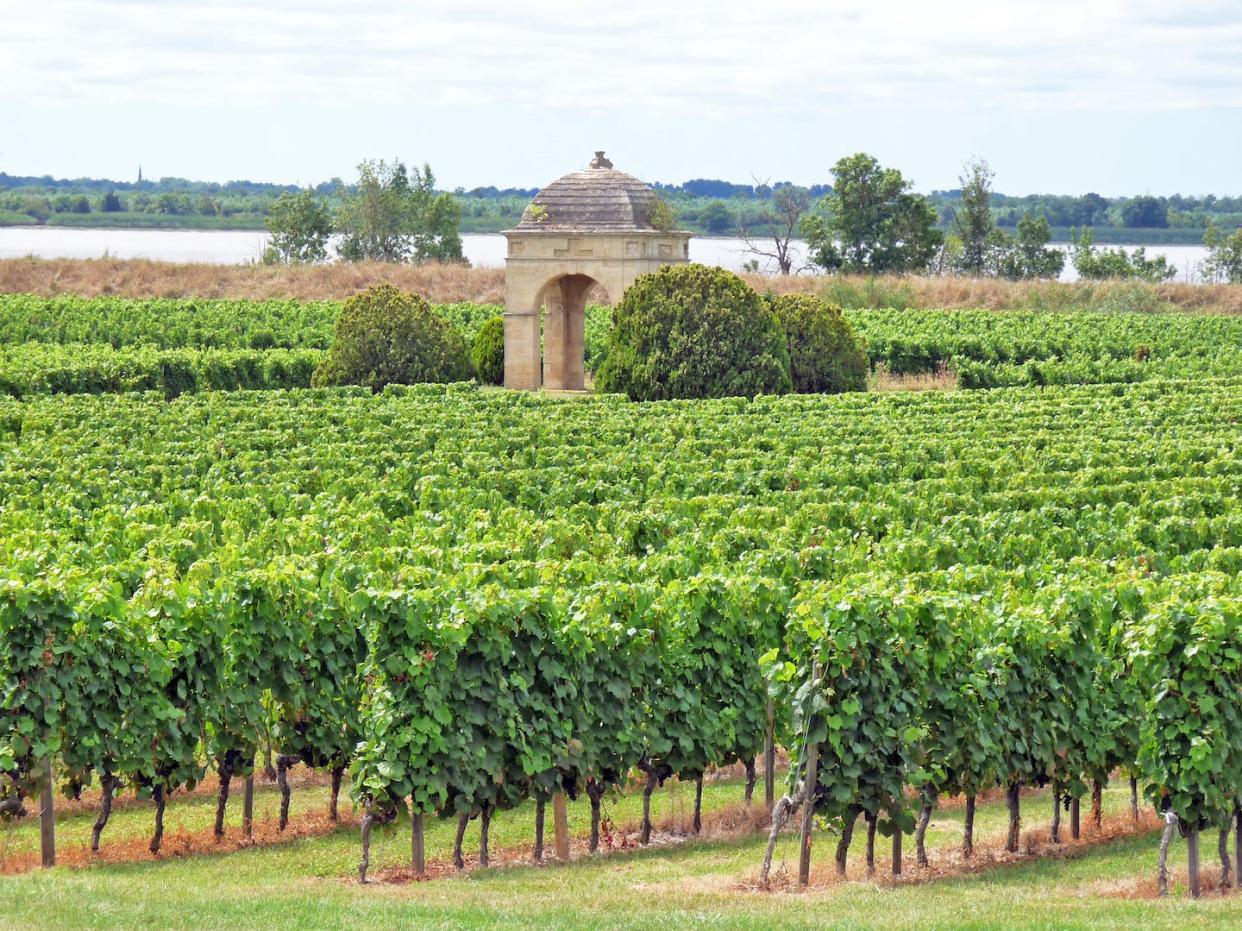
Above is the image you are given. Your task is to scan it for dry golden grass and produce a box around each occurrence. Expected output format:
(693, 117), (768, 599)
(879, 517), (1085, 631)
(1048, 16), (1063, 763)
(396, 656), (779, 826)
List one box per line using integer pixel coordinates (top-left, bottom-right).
(0, 257), (505, 304)
(869, 364), (958, 393)
(3, 257), (1241, 314)
(742, 272), (1242, 315)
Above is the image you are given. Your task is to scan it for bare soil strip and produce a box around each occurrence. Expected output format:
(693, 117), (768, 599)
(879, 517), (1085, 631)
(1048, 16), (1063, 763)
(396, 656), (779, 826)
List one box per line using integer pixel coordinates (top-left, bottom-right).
(1, 785), (1164, 894)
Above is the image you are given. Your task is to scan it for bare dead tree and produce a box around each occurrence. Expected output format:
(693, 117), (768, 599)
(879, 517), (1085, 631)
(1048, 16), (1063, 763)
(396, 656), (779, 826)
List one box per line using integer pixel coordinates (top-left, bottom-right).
(758, 779), (808, 886)
(739, 180), (811, 275)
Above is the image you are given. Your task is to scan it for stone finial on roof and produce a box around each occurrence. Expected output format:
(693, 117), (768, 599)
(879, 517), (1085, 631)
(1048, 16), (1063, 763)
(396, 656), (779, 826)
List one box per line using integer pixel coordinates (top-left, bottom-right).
(589, 151), (614, 169)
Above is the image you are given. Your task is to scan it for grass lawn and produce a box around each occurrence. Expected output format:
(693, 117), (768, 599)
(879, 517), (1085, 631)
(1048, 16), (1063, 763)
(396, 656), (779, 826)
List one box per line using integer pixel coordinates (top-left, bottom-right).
(1, 773), (1237, 930)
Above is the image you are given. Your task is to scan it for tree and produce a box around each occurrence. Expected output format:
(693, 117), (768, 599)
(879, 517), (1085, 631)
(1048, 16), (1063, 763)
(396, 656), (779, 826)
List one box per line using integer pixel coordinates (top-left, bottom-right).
(100, 191), (124, 213)
(647, 196), (677, 232)
(768, 294), (868, 394)
(933, 234), (964, 275)
(699, 201), (733, 235)
(1071, 229), (1176, 281)
(595, 264), (791, 400)
(1077, 192), (1109, 227)
(311, 285), (474, 391)
(471, 315), (505, 385)
(336, 160), (463, 264)
(1203, 222), (1242, 284)
(263, 191), (332, 265)
(740, 183), (810, 274)
(195, 195), (221, 217)
(991, 215), (1065, 280)
(1120, 195), (1169, 229)
(803, 153), (943, 274)
(154, 192), (193, 216)
(954, 158), (995, 276)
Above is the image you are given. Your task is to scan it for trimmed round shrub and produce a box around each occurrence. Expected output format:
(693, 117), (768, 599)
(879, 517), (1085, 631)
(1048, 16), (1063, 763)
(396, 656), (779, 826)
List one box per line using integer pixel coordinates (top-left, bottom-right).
(768, 293), (868, 394)
(312, 285), (473, 391)
(595, 264), (792, 400)
(471, 315), (504, 385)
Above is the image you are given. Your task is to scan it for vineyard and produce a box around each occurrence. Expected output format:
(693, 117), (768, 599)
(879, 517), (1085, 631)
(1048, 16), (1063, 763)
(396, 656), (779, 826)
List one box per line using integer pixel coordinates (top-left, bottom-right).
(3, 370), (1242, 906)
(1, 294), (1241, 396)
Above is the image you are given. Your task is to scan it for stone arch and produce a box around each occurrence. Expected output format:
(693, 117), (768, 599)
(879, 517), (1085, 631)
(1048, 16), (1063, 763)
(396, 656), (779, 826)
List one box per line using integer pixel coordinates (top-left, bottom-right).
(504, 268), (615, 392)
(502, 236), (690, 390)
(533, 273), (608, 392)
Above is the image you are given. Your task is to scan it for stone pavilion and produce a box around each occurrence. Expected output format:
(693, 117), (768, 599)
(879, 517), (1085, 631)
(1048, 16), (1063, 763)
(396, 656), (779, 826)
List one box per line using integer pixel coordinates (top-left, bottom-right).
(502, 152), (692, 390)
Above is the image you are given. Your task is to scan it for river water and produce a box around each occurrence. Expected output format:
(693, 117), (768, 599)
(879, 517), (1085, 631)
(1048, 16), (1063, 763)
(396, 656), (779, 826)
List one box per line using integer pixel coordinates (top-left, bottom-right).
(0, 228), (1211, 284)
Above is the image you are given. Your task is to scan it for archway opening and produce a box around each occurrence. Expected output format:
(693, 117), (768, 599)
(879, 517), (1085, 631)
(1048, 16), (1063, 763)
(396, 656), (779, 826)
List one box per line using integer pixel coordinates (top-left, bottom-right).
(536, 273), (609, 391)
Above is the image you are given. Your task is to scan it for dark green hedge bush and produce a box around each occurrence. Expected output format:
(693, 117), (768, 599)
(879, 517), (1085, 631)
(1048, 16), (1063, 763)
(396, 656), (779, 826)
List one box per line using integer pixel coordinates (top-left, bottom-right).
(312, 285), (474, 391)
(471, 315), (505, 386)
(768, 293), (868, 394)
(595, 264), (791, 400)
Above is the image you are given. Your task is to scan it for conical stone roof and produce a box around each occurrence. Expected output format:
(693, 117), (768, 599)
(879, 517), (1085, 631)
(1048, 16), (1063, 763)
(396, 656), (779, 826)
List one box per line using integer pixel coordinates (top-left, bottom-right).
(516, 152), (663, 232)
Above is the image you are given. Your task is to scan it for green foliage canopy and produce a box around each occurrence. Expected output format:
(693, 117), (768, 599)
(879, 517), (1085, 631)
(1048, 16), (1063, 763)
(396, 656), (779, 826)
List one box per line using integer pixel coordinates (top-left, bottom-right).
(471, 315), (504, 386)
(312, 285), (473, 391)
(989, 216), (1066, 280)
(768, 293), (868, 394)
(699, 201), (734, 235)
(1204, 222), (1242, 284)
(263, 191), (332, 265)
(336, 160), (463, 264)
(595, 264), (791, 400)
(1071, 229), (1177, 282)
(954, 158), (996, 276)
(803, 153), (943, 274)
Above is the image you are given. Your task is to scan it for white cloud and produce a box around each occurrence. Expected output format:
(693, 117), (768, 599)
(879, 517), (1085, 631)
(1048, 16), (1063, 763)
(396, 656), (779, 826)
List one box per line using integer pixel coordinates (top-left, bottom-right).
(4, 0), (1241, 114)
(2, 0), (1239, 193)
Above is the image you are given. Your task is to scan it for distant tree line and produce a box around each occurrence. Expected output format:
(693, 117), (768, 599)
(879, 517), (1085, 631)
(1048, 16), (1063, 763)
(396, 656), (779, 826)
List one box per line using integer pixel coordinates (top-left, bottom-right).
(5, 159), (1242, 281)
(5, 167), (1241, 238)
(741, 153), (1238, 282)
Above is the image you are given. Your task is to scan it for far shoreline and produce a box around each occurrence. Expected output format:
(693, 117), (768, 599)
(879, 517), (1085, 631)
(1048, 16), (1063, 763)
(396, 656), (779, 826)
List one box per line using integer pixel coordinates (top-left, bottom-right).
(0, 220), (1214, 247)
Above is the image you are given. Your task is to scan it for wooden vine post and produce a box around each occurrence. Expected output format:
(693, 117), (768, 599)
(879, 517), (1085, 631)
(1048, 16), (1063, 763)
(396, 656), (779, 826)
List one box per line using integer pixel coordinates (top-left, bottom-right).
(1187, 827), (1201, 898)
(40, 757), (55, 868)
(242, 774), (255, 838)
(891, 815), (902, 876)
(552, 792), (570, 861)
(412, 812), (426, 877)
(764, 699), (776, 807)
(1236, 809), (1242, 893)
(797, 660), (823, 888)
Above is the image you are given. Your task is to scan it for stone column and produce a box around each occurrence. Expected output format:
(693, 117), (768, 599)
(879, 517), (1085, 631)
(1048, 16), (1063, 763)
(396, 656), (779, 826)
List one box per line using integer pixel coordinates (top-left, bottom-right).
(542, 286), (565, 389)
(557, 276), (591, 391)
(503, 310), (541, 390)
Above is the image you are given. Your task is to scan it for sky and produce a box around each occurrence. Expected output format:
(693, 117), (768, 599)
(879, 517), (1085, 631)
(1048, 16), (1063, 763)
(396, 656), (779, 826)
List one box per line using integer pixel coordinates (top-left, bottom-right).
(2, 0), (1241, 195)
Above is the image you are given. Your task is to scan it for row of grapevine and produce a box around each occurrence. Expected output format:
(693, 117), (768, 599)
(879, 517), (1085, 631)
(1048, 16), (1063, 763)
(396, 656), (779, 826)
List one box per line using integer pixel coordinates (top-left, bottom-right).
(0, 295), (503, 350)
(0, 344), (323, 398)
(4, 548), (1239, 892)
(0, 559), (780, 871)
(767, 572), (1242, 896)
(4, 294), (1242, 395)
(6, 296), (1240, 364)
(3, 378), (1242, 889)
(0, 559), (364, 849)
(850, 306), (1242, 375)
